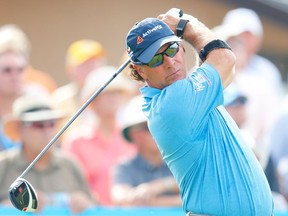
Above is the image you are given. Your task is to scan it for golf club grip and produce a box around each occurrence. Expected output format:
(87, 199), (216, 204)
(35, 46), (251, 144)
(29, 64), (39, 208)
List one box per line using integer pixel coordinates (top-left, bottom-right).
(18, 58), (131, 179)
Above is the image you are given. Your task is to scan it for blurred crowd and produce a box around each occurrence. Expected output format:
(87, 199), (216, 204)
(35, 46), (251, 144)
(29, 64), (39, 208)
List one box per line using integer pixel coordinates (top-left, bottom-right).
(0, 7), (288, 214)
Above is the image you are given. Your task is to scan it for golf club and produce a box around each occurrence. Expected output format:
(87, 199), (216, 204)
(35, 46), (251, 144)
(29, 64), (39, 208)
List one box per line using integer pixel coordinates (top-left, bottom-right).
(9, 178), (38, 212)
(9, 58), (131, 212)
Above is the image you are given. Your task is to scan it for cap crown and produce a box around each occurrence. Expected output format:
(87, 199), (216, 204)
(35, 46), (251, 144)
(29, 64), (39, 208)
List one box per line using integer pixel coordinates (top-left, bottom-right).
(126, 18), (176, 62)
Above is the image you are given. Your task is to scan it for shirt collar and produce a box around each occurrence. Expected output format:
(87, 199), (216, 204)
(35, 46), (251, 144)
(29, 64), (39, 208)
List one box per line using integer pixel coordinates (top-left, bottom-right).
(140, 85), (161, 100)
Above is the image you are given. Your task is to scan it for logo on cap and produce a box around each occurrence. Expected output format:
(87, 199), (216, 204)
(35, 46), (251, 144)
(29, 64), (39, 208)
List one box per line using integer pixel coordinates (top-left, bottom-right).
(137, 36), (144, 44)
(126, 18), (179, 62)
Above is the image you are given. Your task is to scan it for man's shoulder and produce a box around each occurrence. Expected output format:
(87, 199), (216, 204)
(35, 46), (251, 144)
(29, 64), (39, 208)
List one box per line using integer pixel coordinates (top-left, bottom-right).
(0, 148), (21, 172)
(0, 147), (20, 161)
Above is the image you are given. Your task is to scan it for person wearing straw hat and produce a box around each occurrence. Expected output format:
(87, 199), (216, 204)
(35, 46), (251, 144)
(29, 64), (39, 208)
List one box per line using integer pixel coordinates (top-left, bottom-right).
(111, 96), (181, 207)
(0, 94), (96, 213)
(0, 24), (56, 151)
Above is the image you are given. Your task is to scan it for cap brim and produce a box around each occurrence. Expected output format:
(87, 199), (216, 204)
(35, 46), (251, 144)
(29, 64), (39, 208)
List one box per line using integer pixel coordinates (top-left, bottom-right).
(122, 120), (147, 143)
(122, 127), (132, 143)
(20, 110), (66, 122)
(137, 35), (181, 63)
(225, 95), (248, 107)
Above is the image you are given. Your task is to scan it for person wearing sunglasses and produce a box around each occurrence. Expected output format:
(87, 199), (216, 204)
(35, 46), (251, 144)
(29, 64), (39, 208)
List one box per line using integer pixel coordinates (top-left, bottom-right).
(0, 95), (96, 213)
(125, 8), (273, 216)
(0, 40), (27, 152)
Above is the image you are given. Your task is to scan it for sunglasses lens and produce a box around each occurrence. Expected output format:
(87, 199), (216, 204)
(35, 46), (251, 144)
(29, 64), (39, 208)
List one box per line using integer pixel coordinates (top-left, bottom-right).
(9, 178), (38, 212)
(149, 54), (163, 68)
(166, 47), (178, 58)
(148, 43), (179, 68)
(33, 121), (55, 128)
(0, 67), (25, 74)
(22, 121), (56, 129)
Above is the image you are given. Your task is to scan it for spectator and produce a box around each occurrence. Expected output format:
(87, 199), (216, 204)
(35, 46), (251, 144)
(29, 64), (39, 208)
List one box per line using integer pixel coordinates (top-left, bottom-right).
(0, 94), (95, 214)
(269, 95), (288, 208)
(0, 24), (58, 94)
(269, 96), (288, 166)
(52, 39), (107, 119)
(112, 96), (181, 207)
(0, 23), (59, 149)
(223, 84), (288, 211)
(0, 26), (28, 150)
(213, 8), (283, 154)
(223, 84), (257, 161)
(62, 65), (137, 206)
(277, 157), (288, 202)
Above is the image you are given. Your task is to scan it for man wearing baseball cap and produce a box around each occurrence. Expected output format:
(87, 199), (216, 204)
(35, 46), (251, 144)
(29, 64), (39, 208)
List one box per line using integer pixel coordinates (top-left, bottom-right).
(125, 8), (273, 216)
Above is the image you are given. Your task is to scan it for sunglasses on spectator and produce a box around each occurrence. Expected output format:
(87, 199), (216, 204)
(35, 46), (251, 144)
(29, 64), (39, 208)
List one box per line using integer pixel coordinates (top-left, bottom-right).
(0, 66), (26, 74)
(133, 42), (180, 68)
(21, 120), (56, 129)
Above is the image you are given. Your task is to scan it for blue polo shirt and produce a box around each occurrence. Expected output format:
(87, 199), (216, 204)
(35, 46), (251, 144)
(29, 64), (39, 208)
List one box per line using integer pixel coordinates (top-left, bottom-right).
(140, 63), (273, 215)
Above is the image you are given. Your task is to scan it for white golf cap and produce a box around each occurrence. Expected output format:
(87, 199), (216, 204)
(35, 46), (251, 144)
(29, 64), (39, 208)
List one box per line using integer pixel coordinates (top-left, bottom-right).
(121, 95), (147, 142)
(223, 83), (247, 107)
(213, 8), (263, 40)
(2, 94), (66, 141)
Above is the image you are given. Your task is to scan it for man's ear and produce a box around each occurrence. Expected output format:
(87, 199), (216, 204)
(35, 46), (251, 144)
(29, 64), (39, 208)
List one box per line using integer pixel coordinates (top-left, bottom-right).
(134, 64), (146, 78)
(132, 64), (141, 71)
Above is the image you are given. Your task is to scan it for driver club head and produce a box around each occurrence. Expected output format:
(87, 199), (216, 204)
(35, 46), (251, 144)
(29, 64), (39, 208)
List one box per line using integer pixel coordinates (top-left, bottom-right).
(9, 178), (38, 212)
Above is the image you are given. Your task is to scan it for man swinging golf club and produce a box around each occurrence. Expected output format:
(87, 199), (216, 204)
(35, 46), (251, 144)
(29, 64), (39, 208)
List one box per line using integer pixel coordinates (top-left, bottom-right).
(124, 8), (273, 216)
(8, 8), (274, 216)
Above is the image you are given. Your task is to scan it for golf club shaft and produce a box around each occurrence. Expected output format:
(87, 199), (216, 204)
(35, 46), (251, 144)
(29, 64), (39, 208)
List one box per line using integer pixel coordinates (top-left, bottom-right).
(18, 58), (131, 179)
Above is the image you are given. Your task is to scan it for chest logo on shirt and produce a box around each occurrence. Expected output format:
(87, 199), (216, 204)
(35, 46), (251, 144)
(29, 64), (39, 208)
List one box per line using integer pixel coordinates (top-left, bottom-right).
(189, 72), (209, 92)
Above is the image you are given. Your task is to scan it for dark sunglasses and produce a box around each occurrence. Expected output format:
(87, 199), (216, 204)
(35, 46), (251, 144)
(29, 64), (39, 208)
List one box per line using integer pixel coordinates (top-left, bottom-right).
(0, 66), (26, 74)
(21, 120), (56, 129)
(134, 42), (180, 68)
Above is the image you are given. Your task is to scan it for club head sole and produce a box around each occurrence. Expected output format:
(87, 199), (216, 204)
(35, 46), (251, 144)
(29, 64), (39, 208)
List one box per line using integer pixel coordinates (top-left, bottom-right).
(9, 178), (38, 212)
